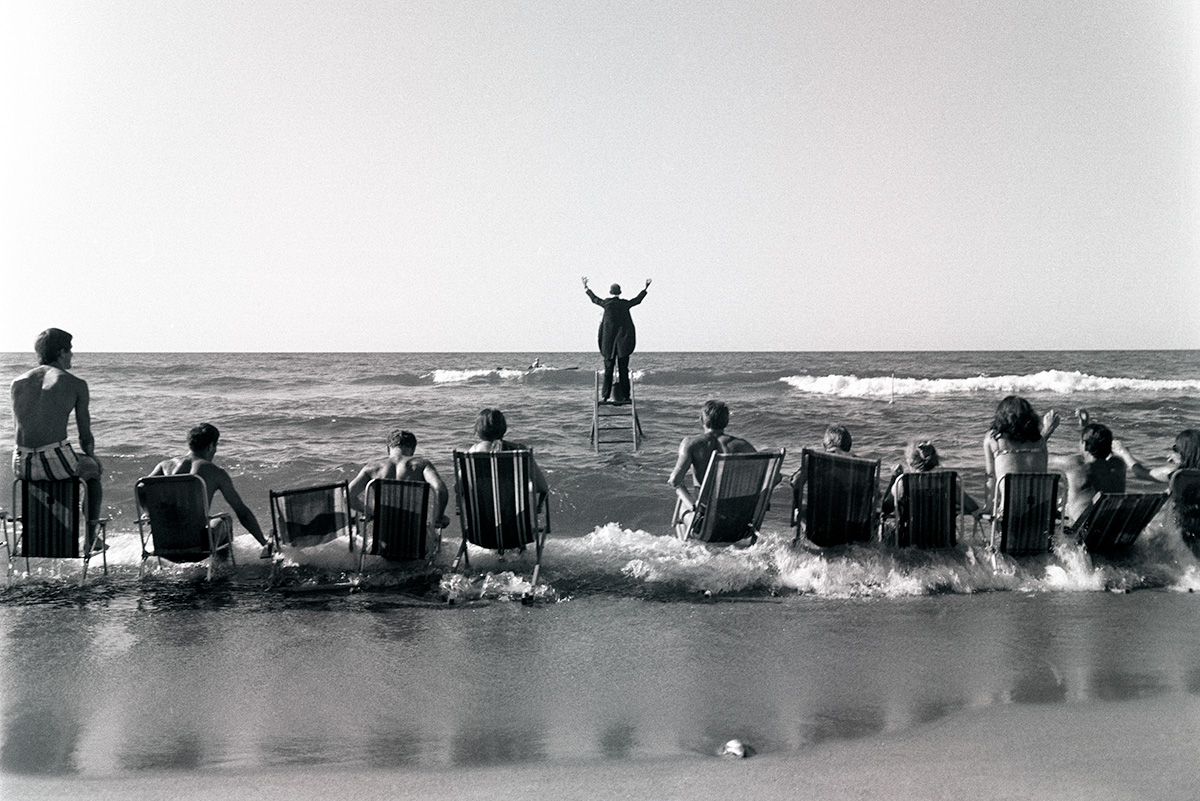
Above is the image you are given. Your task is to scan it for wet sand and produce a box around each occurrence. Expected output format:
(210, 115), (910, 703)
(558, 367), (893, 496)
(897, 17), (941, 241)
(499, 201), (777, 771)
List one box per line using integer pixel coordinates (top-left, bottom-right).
(6, 695), (1198, 801)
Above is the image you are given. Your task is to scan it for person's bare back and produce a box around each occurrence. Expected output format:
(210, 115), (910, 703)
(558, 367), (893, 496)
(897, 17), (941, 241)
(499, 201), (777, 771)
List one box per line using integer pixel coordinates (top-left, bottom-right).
(12, 365), (88, 449)
(679, 433), (757, 486)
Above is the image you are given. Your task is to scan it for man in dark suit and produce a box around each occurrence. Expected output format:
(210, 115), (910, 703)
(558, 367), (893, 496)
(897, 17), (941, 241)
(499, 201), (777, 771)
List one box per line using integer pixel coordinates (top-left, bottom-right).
(582, 276), (651, 403)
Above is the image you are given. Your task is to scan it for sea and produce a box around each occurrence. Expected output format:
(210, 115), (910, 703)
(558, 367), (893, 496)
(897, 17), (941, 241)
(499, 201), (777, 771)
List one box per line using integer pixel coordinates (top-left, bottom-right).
(2, 350), (1200, 791)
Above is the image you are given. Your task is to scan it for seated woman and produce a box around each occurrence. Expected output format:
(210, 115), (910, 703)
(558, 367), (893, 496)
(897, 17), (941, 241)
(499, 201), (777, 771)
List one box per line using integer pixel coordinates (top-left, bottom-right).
(468, 408), (550, 499)
(1112, 430), (1200, 543)
(983, 395), (1060, 513)
(882, 440), (982, 518)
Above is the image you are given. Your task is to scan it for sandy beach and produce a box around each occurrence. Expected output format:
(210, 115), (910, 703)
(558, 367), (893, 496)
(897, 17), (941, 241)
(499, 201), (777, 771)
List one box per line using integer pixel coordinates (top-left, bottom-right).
(6, 694), (1198, 801)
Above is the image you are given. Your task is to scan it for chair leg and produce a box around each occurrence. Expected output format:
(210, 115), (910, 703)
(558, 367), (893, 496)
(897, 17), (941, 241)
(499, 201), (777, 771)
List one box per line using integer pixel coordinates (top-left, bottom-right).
(452, 539), (469, 573)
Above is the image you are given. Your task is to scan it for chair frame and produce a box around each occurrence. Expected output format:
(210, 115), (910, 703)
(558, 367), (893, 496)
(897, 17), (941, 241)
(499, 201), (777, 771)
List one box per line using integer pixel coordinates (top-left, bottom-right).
(451, 449), (550, 587)
(4, 478), (109, 585)
(990, 472), (1060, 557)
(792, 449), (881, 548)
(358, 478), (441, 570)
(886, 470), (963, 550)
(269, 481), (356, 552)
(672, 449), (785, 543)
(135, 474), (235, 581)
(1070, 491), (1168, 554)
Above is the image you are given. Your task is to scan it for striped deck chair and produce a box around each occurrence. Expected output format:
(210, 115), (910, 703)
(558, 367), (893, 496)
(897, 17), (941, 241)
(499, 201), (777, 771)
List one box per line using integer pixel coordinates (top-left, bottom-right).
(891, 471), (962, 549)
(1168, 469), (1200, 551)
(793, 449), (880, 548)
(359, 478), (438, 569)
(673, 450), (785, 543)
(270, 482), (355, 551)
(990, 473), (1060, 556)
(136, 474), (234, 581)
(1071, 492), (1167, 555)
(4, 478), (108, 584)
(451, 450), (550, 587)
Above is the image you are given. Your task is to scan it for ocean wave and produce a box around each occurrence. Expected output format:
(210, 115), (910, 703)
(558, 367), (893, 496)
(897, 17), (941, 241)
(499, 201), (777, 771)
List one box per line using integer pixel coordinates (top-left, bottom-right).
(780, 370), (1200, 398)
(430, 367), (628, 384)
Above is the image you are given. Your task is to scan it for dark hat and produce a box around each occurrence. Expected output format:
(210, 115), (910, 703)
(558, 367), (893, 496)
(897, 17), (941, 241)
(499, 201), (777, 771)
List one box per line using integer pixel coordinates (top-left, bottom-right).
(610, 283), (621, 295)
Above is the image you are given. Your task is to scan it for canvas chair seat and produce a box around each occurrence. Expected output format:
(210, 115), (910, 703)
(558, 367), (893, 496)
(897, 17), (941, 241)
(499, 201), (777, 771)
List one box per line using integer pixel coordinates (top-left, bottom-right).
(673, 450), (784, 544)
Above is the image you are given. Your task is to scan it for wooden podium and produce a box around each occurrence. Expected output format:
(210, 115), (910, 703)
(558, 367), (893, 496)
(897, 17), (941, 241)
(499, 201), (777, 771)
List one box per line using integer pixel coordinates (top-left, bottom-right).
(590, 371), (644, 452)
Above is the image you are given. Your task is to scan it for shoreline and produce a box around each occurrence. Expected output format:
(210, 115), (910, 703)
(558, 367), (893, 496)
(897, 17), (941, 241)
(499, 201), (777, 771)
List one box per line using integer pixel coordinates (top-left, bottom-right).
(6, 695), (1197, 801)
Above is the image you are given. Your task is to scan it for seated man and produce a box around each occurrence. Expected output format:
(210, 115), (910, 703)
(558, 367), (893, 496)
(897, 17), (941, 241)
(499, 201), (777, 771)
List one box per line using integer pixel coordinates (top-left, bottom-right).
(1049, 410), (1127, 526)
(668, 399), (759, 515)
(147, 423), (271, 557)
(11, 328), (105, 549)
(348, 428), (450, 529)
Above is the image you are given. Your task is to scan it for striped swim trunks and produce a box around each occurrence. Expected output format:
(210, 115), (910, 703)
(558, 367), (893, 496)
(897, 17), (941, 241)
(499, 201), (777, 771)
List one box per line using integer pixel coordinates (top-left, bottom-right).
(13, 440), (82, 481)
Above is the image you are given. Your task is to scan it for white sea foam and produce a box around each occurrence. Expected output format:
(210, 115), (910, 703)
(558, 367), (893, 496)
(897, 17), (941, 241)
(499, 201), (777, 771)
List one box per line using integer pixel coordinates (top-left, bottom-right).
(780, 370), (1200, 398)
(430, 368), (528, 383)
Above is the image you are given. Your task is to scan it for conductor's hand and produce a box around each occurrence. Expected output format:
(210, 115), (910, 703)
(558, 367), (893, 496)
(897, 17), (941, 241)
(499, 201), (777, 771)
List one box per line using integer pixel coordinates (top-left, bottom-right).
(581, 277), (589, 288)
(645, 278), (652, 288)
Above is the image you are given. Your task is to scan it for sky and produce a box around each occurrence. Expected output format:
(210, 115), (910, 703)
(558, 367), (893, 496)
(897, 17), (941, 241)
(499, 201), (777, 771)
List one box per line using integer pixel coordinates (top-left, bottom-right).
(2, 0), (1197, 353)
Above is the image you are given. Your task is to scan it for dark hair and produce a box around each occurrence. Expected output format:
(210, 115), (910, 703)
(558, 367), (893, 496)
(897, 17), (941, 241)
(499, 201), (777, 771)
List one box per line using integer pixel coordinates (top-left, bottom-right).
(386, 429), (417, 450)
(188, 423), (220, 453)
(905, 440), (940, 471)
(1174, 430), (1200, 470)
(823, 424), (852, 453)
(475, 409), (508, 441)
(989, 396), (1042, 443)
(1080, 423), (1113, 459)
(609, 283), (621, 295)
(701, 400), (729, 431)
(35, 328), (73, 365)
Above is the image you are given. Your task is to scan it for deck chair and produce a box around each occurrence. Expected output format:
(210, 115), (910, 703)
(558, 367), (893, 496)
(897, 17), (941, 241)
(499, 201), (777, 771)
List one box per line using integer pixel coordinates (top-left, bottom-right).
(792, 449), (880, 547)
(270, 482), (355, 552)
(672, 450), (785, 543)
(888, 471), (962, 549)
(359, 478), (441, 569)
(3, 478), (108, 585)
(451, 450), (550, 587)
(1168, 469), (1200, 552)
(136, 474), (235, 580)
(1070, 491), (1167, 554)
(990, 473), (1060, 556)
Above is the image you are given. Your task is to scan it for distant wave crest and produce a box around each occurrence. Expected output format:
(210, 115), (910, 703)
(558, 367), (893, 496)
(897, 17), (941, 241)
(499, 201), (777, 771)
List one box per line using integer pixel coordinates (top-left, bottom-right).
(780, 370), (1200, 398)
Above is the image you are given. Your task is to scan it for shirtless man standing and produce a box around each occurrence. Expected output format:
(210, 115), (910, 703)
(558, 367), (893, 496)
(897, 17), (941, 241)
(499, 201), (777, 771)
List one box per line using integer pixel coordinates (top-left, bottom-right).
(348, 429), (450, 528)
(11, 328), (104, 548)
(148, 423), (271, 556)
(1049, 410), (1127, 526)
(668, 400), (758, 514)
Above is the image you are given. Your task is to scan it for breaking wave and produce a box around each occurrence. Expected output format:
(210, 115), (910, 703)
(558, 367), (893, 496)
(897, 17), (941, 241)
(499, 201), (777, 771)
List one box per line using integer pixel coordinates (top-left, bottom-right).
(781, 370), (1200, 398)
